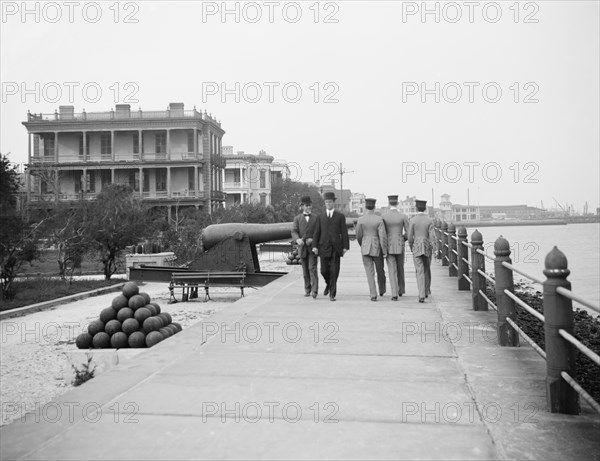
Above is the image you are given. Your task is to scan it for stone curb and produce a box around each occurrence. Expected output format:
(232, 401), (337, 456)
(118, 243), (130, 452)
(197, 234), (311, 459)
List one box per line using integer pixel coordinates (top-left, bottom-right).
(0, 283), (127, 320)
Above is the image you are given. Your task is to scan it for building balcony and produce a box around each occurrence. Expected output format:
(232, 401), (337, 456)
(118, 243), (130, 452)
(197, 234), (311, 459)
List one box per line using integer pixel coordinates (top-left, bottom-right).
(26, 108), (221, 127)
(27, 190), (205, 204)
(29, 152), (204, 165)
(224, 181), (248, 189)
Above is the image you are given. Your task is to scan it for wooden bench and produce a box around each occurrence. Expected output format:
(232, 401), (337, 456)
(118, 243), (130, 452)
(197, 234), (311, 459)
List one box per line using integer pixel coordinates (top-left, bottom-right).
(169, 271), (247, 303)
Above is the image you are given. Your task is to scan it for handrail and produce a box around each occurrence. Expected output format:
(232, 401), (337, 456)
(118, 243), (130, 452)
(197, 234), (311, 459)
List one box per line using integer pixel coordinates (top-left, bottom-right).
(477, 269), (495, 285)
(561, 371), (600, 415)
(463, 274), (472, 285)
(476, 248), (495, 261)
(462, 257), (471, 267)
(558, 329), (600, 366)
(506, 317), (546, 359)
(504, 289), (545, 322)
(478, 289), (497, 311)
(501, 261), (543, 285)
(556, 286), (600, 313)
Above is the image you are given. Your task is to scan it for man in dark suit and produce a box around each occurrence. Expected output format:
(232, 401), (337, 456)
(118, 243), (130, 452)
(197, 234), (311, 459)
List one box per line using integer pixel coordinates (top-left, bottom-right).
(408, 199), (436, 303)
(312, 191), (350, 301)
(291, 195), (319, 298)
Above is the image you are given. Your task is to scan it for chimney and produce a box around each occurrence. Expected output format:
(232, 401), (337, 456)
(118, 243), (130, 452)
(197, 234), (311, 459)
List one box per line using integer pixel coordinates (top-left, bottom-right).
(59, 105), (74, 119)
(169, 102), (184, 117)
(115, 104), (131, 118)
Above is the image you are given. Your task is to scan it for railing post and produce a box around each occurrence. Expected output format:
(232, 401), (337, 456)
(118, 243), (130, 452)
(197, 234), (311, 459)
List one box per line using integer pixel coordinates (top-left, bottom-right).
(494, 236), (519, 347)
(543, 246), (579, 414)
(441, 221), (449, 267)
(471, 230), (487, 311)
(448, 223), (457, 277)
(434, 219), (442, 260)
(457, 226), (469, 291)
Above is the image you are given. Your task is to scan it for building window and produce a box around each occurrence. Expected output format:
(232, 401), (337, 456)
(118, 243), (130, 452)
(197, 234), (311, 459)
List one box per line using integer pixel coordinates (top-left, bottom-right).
(187, 131), (194, 153)
(87, 172), (95, 192)
(33, 135), (40, 157)
(129, 171), (139, 191)
(156, 132), (166, 154)
(43, 134), (55, 157)
(156, 169), (167, 191)
(133, 132), (139, 154)
(100, 133), (111, 157)
(101, 170), (111, 188)
(260, 170), (266, 188)
(233, 170), (240, 183)
(78, 134), (84, 157)
(188, 167), (195, 191)
(260, 194), (266, 206)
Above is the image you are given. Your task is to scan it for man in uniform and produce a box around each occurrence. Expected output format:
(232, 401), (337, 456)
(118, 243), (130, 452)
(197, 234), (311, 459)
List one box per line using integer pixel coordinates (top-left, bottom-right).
(408, 199), (435, 303)
(312, 191), (350, 301)
(382, 195), (410, 301)
(356, 198), (388, 301)
(291, 195), (319, 298)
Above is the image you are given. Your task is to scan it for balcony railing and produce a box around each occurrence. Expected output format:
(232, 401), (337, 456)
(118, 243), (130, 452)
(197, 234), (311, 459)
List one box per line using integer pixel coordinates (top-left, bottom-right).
(27, 109), (221, 126)
(30, 152), (203, 164)
(28, 191), (205, 203)
(224, 181), (247, 189)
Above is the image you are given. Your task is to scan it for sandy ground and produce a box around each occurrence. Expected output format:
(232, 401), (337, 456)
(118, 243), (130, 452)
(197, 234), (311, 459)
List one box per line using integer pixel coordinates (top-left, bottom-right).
(0, 255), (291, 427)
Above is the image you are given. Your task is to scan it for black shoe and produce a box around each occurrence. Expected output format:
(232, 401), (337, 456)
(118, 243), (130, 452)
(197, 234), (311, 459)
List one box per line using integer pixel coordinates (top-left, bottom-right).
(379, 291), (384, 297)
(391, 296), (398, 301)
(419, 298), (425, 303)
(305, 292), (311, 297)
(398, 294), (403, 297)
(330, 296), (336, 302)
(371, 297), (377, 302)
(311, 292), (317, 299)
(324, 287), (330, 296)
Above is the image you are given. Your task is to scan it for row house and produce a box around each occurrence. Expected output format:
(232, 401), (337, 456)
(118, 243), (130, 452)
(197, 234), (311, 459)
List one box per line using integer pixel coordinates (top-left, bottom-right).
(22, 103), (226, 217)
(222, 147), (290, 207)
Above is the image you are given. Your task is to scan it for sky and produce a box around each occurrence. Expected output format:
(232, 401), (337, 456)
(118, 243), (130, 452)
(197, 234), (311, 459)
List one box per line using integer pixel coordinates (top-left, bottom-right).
(1, 1), (599, 212)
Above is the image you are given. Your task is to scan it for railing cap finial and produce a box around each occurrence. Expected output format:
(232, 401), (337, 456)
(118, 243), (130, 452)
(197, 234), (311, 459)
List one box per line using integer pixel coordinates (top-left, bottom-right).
(544, 246), (569, 275)
(471, 229), (483, 244)
(441, 221), (448, 230)
(457, 226), (467, 238)
(494, 235), (511, 257)
(447, 222), (456, 232)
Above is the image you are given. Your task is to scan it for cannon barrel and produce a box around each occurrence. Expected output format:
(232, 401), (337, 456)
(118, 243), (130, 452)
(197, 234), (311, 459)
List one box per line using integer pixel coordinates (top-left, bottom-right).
(202, 222), (293, 251)
(202, 219), (356, 251)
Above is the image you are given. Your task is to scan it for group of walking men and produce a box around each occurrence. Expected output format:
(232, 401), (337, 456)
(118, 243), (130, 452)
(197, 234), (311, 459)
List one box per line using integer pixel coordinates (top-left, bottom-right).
(291, 192), (436, 303)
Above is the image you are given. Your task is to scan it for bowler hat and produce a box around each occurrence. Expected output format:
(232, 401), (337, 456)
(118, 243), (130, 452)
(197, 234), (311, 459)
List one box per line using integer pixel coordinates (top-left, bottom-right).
(365, 198), (377, 208)
(323, 191), (336, 201)
(300, 195), (312, 205)
(415, 199), (427, 209)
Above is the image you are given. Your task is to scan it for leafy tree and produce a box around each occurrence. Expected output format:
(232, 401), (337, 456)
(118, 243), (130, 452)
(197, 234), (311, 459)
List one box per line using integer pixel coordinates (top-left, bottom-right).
(42, 204), (88, 284)
(270, 178), (325, 220)
(0, 153), (44, 300)
(85, 184), (151, 280)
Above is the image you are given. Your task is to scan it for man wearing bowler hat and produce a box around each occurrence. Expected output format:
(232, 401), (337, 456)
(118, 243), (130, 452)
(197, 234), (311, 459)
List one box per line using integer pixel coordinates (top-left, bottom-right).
(356, 198), (388, 301)
(292, 195), (319, 298)
(408, 199), (435, 303)
(312, 191), (350, 301)
(382, 195), (410, 300)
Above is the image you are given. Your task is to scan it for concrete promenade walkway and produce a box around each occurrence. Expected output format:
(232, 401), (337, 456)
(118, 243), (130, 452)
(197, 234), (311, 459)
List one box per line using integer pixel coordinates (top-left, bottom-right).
(2, 241), (599, 460)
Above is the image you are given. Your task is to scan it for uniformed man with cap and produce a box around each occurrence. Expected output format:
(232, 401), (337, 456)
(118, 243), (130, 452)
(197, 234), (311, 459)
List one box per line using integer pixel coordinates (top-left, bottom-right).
(382, 194), (410, 300)
(291, 195), (319, 298)
(356, 198), (388, 301)
(408, 199), (435, 302)
(312, 191), (350, 301)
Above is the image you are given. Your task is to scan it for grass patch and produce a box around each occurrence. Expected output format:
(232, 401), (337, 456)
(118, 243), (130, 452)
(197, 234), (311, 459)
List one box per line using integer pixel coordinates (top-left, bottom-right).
(17, 248), (126, 277)
(0, 277), (126, 311)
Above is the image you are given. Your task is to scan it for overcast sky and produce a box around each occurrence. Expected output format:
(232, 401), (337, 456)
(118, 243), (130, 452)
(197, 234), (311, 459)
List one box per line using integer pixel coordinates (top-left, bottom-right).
(1, 1), (598, 211)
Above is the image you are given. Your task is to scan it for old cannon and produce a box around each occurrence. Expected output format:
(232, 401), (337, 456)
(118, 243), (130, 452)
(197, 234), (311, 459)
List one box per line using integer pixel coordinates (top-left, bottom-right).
(129, 219), (356, 285)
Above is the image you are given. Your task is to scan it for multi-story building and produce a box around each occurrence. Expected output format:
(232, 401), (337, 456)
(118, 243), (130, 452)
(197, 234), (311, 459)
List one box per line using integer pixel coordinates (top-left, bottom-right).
(350, 192), (366, 214)
(22, 103), (226, 217)
(221, 148), (290, 207)
(436, 194), (544, 222)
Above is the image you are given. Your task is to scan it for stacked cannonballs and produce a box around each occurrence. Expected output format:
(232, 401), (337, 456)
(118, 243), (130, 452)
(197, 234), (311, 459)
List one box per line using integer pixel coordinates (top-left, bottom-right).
(76, 282), (182, 349)
(285, 244), (302, 265)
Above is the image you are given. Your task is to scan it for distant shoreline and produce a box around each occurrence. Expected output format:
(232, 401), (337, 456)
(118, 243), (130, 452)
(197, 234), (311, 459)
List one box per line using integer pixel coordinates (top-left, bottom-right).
(450, 218), (599, 228)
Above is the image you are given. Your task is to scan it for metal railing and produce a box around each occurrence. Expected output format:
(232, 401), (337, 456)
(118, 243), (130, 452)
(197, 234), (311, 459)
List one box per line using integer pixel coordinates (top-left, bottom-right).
(433, 220), (600, 415)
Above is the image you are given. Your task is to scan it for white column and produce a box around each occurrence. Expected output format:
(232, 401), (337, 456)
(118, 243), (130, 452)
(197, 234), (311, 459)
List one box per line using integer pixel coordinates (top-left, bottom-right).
(111, 130), (115, 161)
(166, 129), (171, 160)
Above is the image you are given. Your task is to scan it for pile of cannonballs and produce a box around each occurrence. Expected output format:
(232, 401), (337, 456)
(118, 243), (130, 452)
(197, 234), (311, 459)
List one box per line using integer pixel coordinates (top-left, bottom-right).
(76, 282), (182, 349)
(285, 245), (302, 265)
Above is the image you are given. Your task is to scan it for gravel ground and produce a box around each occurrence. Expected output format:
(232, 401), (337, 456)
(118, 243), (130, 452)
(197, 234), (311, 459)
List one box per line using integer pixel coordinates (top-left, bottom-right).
(0, 256), (291, 427)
